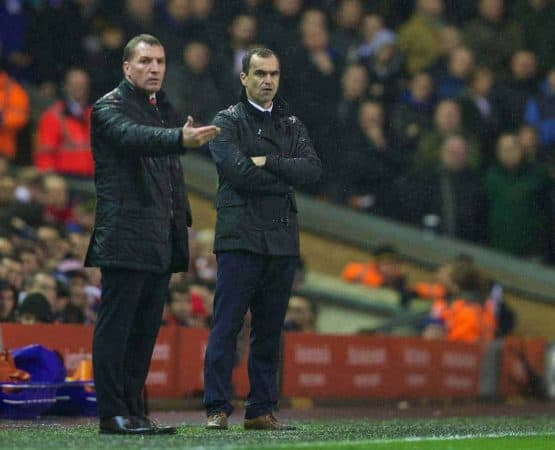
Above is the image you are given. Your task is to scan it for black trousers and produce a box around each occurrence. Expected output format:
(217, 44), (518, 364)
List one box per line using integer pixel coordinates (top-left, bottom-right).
(92, 268), (170, 419)
(204, 251), (297, 419)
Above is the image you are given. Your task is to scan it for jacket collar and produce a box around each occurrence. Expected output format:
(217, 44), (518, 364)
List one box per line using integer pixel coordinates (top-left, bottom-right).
(119, 78), (168, 105)
(239, 88), (289, 120)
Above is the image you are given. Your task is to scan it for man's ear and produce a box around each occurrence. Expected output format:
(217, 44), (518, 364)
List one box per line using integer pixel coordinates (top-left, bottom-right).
(239, 72), (247, 87)
(123, 61), (129, 76)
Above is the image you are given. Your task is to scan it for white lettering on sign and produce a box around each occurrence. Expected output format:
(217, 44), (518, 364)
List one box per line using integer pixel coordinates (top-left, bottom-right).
(295, 345), (331, 364)
(152, 344), (170, 361)
(442, 352), (478, 370)
(405, 373), (427, 387)
(298, 373), (327, 387)
(63, 348), (92, 371)
(146, 371), (168, 385)
(444, 374), (473, 390)
(347, 347), (387, 366)
(403, 348), (431, 366)
(353, 373), (381, 388)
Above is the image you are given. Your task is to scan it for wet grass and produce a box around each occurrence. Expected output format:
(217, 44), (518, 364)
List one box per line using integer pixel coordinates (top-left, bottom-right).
(0, 416), (553, 449)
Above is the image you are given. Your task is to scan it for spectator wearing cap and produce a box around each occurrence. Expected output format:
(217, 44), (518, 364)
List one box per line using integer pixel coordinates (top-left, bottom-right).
(16, 292), (53, 324)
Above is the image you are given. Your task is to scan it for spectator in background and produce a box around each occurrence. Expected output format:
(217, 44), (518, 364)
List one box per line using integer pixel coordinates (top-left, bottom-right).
(0, 0), (33, 82)
(493, 50), (539, 133)
(283, 296), (316, 332)
(155, 0), (193, 63)
(463, 0), (524, 73)
(428, 25), (463, 77)
(415, 99), (481, 173)
(434, 46), (475, 100)
(165, 41), (222, 126)
(213, 13), (258, 105)
(511, 0), (555, 74)
(119, 0), (157, 41)
(339, 101), (399, 216)
(35, 68), (93, 178)
(422, 257), (496, 343)
(397, 0), (445, 75)
(0, 279), (17, 322)
(15, 292), (53, 324)
(517, 124), (544, 163)
(390, 72), (434, 157)
(404, 135), (488, 243)
(486, 134), (551, 259)
(336, 64), (368, 132)
(24, 272), (58, 313)
(41, 175), (77, 230)
(259, 0), (303, 60)
(0, 64), (29, 160)
(342, 245), (411, 307)
(353, 14), (396, 63)
(525, 67), (555, 152)
(86, 23), (126, 102)
(458, 66), (500, 165)
(331, 0), (363, 59)
(361, 29), (403, 110)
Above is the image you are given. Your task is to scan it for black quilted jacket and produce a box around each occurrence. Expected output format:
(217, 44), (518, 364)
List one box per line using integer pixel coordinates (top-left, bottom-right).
(85, 79), (191, 273)
(209, 91), (322, 256)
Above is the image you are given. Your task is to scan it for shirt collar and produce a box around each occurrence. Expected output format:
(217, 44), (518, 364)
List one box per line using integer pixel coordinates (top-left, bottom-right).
(247, 98), (273, 113)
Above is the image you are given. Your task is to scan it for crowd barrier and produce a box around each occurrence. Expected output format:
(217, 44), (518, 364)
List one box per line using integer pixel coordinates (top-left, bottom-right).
(0, 324), (549, 400)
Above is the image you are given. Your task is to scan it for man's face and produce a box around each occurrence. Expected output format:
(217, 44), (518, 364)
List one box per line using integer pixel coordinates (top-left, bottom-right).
(124, 42), (166, 94)
(240, 54), (280, 108)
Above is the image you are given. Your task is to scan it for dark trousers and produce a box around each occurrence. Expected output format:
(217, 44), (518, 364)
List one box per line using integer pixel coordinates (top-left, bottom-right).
(203, 251), (297, 419)
(92, 268), (170, 419)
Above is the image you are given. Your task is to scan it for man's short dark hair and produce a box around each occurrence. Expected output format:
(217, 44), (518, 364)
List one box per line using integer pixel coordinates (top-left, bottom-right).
(123, 34), (162, 62)
(241, 47), (278, 74)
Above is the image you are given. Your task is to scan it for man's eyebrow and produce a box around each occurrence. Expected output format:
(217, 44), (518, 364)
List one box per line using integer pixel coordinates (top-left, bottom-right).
(254, 69), (280, 75)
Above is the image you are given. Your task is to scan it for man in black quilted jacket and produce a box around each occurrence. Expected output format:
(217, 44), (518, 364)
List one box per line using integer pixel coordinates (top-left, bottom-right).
(204, 48), (321, 431)
(84, 34), (219, 435)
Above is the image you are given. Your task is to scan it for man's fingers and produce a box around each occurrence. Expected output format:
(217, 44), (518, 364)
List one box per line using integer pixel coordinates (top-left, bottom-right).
(184, 116), (194, 128)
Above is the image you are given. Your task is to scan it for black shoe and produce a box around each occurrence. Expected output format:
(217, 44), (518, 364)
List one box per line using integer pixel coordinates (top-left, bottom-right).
(135, 416), (177, 435)
(99, 416), (155, 435)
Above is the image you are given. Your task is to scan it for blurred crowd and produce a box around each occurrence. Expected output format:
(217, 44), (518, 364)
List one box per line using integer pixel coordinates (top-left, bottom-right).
(1, 0), (554, 331)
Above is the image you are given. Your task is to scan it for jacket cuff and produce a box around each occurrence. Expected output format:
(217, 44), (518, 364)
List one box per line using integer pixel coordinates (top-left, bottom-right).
(265, 154), (280, 171)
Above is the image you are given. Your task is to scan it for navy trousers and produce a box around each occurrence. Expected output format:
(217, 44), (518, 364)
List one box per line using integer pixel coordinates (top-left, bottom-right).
(92, 268), (170, 419)
(203, 251), (297, 419)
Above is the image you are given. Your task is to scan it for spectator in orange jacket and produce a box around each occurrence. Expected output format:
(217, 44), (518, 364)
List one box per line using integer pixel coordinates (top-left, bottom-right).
(35, 68), (93, 177)
(342, 244), (411, 306)
(422, 256), (497, 343)
(0, 68), (29, 159)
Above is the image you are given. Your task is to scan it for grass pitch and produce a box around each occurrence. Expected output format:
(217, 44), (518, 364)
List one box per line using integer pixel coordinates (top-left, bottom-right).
(0, 416), (553, 450)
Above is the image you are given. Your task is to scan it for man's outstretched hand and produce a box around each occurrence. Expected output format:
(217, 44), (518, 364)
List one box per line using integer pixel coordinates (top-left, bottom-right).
(182, 116), (220, 148)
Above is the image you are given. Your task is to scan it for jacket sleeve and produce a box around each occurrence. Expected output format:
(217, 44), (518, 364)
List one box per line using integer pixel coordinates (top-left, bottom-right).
(34, 109), (61, 171)
(209, 110), (291, 194)
(92, 97), (183, 156)
(264, 117), (322, 186)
